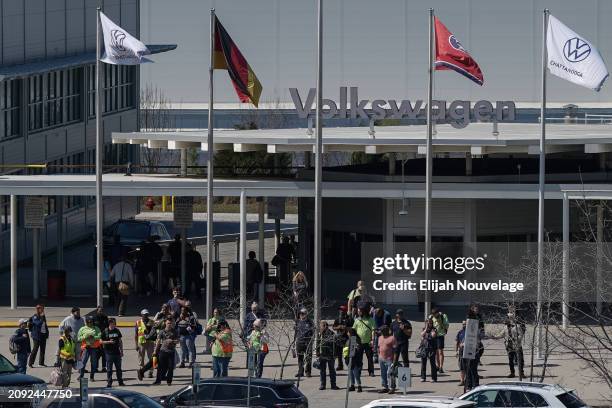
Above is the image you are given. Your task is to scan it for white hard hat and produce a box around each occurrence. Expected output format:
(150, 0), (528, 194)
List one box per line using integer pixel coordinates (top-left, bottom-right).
(141, 309), (150, 316)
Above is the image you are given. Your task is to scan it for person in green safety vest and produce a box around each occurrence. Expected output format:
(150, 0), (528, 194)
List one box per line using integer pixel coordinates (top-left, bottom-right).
(247, 319), (269, 378)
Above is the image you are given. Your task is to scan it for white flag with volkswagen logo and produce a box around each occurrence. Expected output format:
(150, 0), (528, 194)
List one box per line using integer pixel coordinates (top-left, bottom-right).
(547, 15), (608, 91)
(100, 12), (150, 65)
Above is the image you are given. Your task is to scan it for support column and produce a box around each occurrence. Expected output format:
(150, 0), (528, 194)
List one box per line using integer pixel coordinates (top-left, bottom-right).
(562, 194), (569, 329)
(240, 190), (247, 325)
(596, 202), (603, 315)
(180, 148), (187, 177)
(258, 199), (265, 303)
(33, 228), (40, 300)
(388, 153), (396, 175)
(10, 195), (17, 309)
(274, 219), (281, 252)
(181, 227), (187, 292)
(56, 196), (64, 270)
(465, 153), (473, 176)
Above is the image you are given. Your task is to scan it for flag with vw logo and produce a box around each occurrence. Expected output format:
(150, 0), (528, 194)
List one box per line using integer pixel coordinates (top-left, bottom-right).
(100, 12), (150, 65)
(547, 15), (608, 91)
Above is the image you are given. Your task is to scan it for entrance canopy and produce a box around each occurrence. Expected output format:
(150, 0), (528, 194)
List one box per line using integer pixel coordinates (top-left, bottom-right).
(112, 123), (612, 155)
(1, 173), (611, 200)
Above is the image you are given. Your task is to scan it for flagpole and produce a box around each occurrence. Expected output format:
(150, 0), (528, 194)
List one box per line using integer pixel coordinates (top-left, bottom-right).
(424, 8), (434, 321)
(95, 7), (104, 307)
(537, 8), (549, 358)
(313, 0), (323, 326)
(206, 8), (216, 330)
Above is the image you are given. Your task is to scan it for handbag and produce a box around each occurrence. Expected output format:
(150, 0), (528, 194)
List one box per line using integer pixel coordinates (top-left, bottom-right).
(415, 341), (427, 359)
(116, 263), (130, 296)
(271, 255), (282, 267)
(312, 358), (321, 370)
(48, 367), (63, 386)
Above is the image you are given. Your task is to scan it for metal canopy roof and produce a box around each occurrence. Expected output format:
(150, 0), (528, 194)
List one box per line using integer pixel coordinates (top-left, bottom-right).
(0, 44), (177, 81)
(0, 173), (609, 200)
(112, 122), (612, 155)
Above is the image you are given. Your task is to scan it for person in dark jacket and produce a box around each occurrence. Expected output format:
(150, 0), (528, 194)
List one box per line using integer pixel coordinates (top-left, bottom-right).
(13, 319), (31, 374)
(315, 321), (338, 390)
(139, 235), (163, 296)
(243, 302), (266, 339)
(246, 251), (264, 302)
(294, 308), (314, 378)
(153, 318), (179, 386)
(28, 304), (48, 367)
(88, 306), (109, 373)
(185, 244), (203, 299)
(333, 305), (353, 371)
(420, 319), (438, 382)
(346, 328), (364, 393)
(390, 309), (412, 367)
(274, 236), (295, 287)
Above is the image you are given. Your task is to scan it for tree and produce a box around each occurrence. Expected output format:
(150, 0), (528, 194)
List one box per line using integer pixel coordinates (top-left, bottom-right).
(139, 84), (178, 172)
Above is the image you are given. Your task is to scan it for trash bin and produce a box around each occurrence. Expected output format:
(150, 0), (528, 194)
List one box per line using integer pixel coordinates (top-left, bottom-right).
(228, 262), (240, 298)
(203, 261), (222, 297)
(47, 269), (66, 300)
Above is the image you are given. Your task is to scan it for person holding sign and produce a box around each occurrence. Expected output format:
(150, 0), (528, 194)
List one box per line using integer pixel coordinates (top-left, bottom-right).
(419, 319), (438, 382)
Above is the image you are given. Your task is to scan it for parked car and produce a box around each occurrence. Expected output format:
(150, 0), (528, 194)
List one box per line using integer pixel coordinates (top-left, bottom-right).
(40, 389), (162, 408)
(0, 353), (46, 408)
(158, 377), (308, 408)
(94, 219), (171, 265)
(361, 397), (475, 408)
(460, 382), (590, 407)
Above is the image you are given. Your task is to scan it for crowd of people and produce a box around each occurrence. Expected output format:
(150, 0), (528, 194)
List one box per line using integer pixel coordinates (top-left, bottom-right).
(8, 276), (527, 395)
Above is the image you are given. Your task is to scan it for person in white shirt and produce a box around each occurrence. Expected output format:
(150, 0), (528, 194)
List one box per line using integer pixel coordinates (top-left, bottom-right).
(111, 256), (134, 317)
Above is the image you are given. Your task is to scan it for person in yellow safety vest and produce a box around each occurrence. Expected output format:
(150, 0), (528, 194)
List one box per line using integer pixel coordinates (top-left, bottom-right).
(247, 319), (269, 378)
(57, 326), (76, 387)
(134, 309), (155, 378)
(210, 321), (233, 377)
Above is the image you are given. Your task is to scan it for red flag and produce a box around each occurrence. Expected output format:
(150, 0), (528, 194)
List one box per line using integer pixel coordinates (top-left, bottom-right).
(434, 17), (484, 86)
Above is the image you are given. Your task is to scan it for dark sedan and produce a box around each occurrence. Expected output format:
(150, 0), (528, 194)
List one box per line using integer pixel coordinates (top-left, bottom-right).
(158, 377), (308, 408)
(0, 353), (45, 407)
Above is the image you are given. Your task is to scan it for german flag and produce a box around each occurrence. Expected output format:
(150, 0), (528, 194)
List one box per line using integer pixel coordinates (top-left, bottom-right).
(214, 16), (262, 107)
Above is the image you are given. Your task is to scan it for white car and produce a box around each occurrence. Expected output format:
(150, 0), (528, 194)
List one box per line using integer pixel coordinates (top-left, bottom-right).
(361, 396), (476, 408)
(460, 382), (590, 407)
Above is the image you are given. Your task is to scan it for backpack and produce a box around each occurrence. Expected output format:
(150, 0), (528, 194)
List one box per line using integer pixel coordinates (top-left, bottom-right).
(9, 335), (19, 355)
(195, 322), (204, 336)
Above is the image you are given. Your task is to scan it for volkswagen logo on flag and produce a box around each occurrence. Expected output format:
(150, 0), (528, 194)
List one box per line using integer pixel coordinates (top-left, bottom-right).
(563, 37), (591, 63)
(110, 29), (127, 53)
(448, 35), (466, 52)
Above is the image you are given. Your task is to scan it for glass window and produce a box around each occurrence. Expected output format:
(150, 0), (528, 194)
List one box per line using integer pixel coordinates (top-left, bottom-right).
(88, 65), (135, 117)
(116, 393), (161, 408)
(92, 396), (123, 408)
(213, 384), (248, 401)
(1, 79), (21, 139)
(28, 68), (82, 132)
(463, 390), (499, 407)
(557, 392), (587, 408)
(0, 353), (16, 373)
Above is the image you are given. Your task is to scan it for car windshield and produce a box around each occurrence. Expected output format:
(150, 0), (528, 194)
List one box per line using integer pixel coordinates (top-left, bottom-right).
(0, 354), (16, 374)
(116, 393), (162, 408)
(557, 391), (587, 408)
(116, 223), (150, 241)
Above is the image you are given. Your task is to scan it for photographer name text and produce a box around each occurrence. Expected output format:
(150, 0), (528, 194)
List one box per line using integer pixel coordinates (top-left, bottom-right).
(372, 279), (524, 293)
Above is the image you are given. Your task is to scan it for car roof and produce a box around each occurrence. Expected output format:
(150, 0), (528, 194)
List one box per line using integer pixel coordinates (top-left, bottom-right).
(468, 382), (573, 395)
(200, 376), (295, 387)
(366, 396), (475, 407)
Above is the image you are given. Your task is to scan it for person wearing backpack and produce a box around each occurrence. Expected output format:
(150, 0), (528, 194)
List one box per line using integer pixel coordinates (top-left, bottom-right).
(429, 308), (449, 373)
(352, 307), (376, 377)
(11, 319), (31, 374)
(210, 320), (233, 377)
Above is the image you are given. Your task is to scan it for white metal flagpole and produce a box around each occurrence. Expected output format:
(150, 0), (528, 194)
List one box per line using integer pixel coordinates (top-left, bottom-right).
(537, 8), (549, 358)
(206, 8), (216, 328)
(314, 0), (323, 326)
(424, 8), (434, 320)
(95, 7), (104, 307)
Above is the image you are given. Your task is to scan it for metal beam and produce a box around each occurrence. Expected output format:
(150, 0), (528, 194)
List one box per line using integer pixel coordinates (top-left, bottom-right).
(10, 195), (17, 309)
